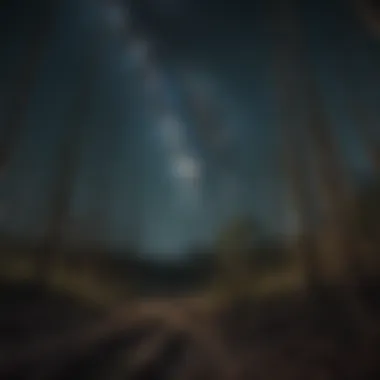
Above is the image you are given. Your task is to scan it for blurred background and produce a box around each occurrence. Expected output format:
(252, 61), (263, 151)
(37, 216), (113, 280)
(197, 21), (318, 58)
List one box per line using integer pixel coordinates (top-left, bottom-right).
(0, 0), (380, 379)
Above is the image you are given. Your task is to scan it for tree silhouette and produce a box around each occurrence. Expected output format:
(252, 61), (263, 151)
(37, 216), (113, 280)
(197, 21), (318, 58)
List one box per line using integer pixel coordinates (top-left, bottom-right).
(36, 15), (102, 284)
(0, 1), (58, 173)
(271, 0), (375, 339)
(270, 0), (321, 294)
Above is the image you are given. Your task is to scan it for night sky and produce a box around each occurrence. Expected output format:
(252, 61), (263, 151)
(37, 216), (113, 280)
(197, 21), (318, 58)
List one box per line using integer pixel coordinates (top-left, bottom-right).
(0, 0), (379, 259)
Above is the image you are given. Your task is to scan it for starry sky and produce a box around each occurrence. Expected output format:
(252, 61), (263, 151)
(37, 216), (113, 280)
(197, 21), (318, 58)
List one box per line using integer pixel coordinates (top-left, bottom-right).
(0, 0), (379, 259)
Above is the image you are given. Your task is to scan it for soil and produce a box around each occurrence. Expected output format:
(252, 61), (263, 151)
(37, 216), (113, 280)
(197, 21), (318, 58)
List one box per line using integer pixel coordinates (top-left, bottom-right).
(1, 279), (380, 380)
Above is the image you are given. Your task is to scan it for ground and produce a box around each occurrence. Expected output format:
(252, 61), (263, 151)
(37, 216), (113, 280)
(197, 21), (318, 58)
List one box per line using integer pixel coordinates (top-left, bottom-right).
(1, 279), (380, 380)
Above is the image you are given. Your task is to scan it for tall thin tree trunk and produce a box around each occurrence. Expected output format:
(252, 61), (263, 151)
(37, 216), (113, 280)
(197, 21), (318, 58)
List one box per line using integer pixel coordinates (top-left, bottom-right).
(36, 28), (100, 285)
(303, 61), (377, 339)
(271, 0), (320, 294)
(0, 1), (57, 173)
(298, 5), (376, 338)
(338, 67), (380, 269)
(305, 81), (353, 274)
(273, 0), (373, 339)
(274, 0), (355, 284)
(334, 4), (380, 177)
(344, 0), (380, 274)
(345, 74), (380, 176)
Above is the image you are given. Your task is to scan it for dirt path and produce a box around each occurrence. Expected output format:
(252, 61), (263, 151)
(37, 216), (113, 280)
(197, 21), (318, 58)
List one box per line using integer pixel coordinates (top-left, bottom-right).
(0, 292), (239, 380)
(1, 284), (380, 380)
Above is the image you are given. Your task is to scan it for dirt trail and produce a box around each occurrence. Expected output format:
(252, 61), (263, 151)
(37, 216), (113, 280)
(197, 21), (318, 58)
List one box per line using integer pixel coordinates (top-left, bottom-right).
(1, 283), (380, 380)
(0, 288), (238, 380)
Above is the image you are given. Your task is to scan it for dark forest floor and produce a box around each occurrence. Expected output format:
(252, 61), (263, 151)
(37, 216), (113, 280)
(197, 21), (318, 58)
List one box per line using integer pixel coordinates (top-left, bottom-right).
(1, 279), (380, 380)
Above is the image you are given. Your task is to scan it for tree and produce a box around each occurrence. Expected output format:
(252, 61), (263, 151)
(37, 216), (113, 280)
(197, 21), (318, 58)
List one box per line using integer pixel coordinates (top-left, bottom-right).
(298, 4), (377, 337)
(272, 0), (375, 339)
(270, 0), (321, 293)
(0, 1), (58, 172)
(331, 8), (380, 177)
(36, 15), (102, 284)
(344, 81), (380, 176)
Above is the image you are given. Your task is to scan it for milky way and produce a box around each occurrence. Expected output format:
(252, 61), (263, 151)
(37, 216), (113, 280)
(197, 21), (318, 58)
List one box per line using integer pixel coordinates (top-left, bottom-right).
(0, 0), (378, 259)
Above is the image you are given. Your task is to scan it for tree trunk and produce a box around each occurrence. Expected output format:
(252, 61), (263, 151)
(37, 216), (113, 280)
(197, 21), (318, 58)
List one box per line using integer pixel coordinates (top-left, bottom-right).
(36, 27), (100, 285)
(345, 75), (380, 176)
(0, 1), (57, 173)
(337, 64), (380, 272)
(303, 54), (377, 341)
(270, 0), (320, 294)
(273, 0), (374, 339)
(332, 13), (380, 177)
(298, 6), (376, 339)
